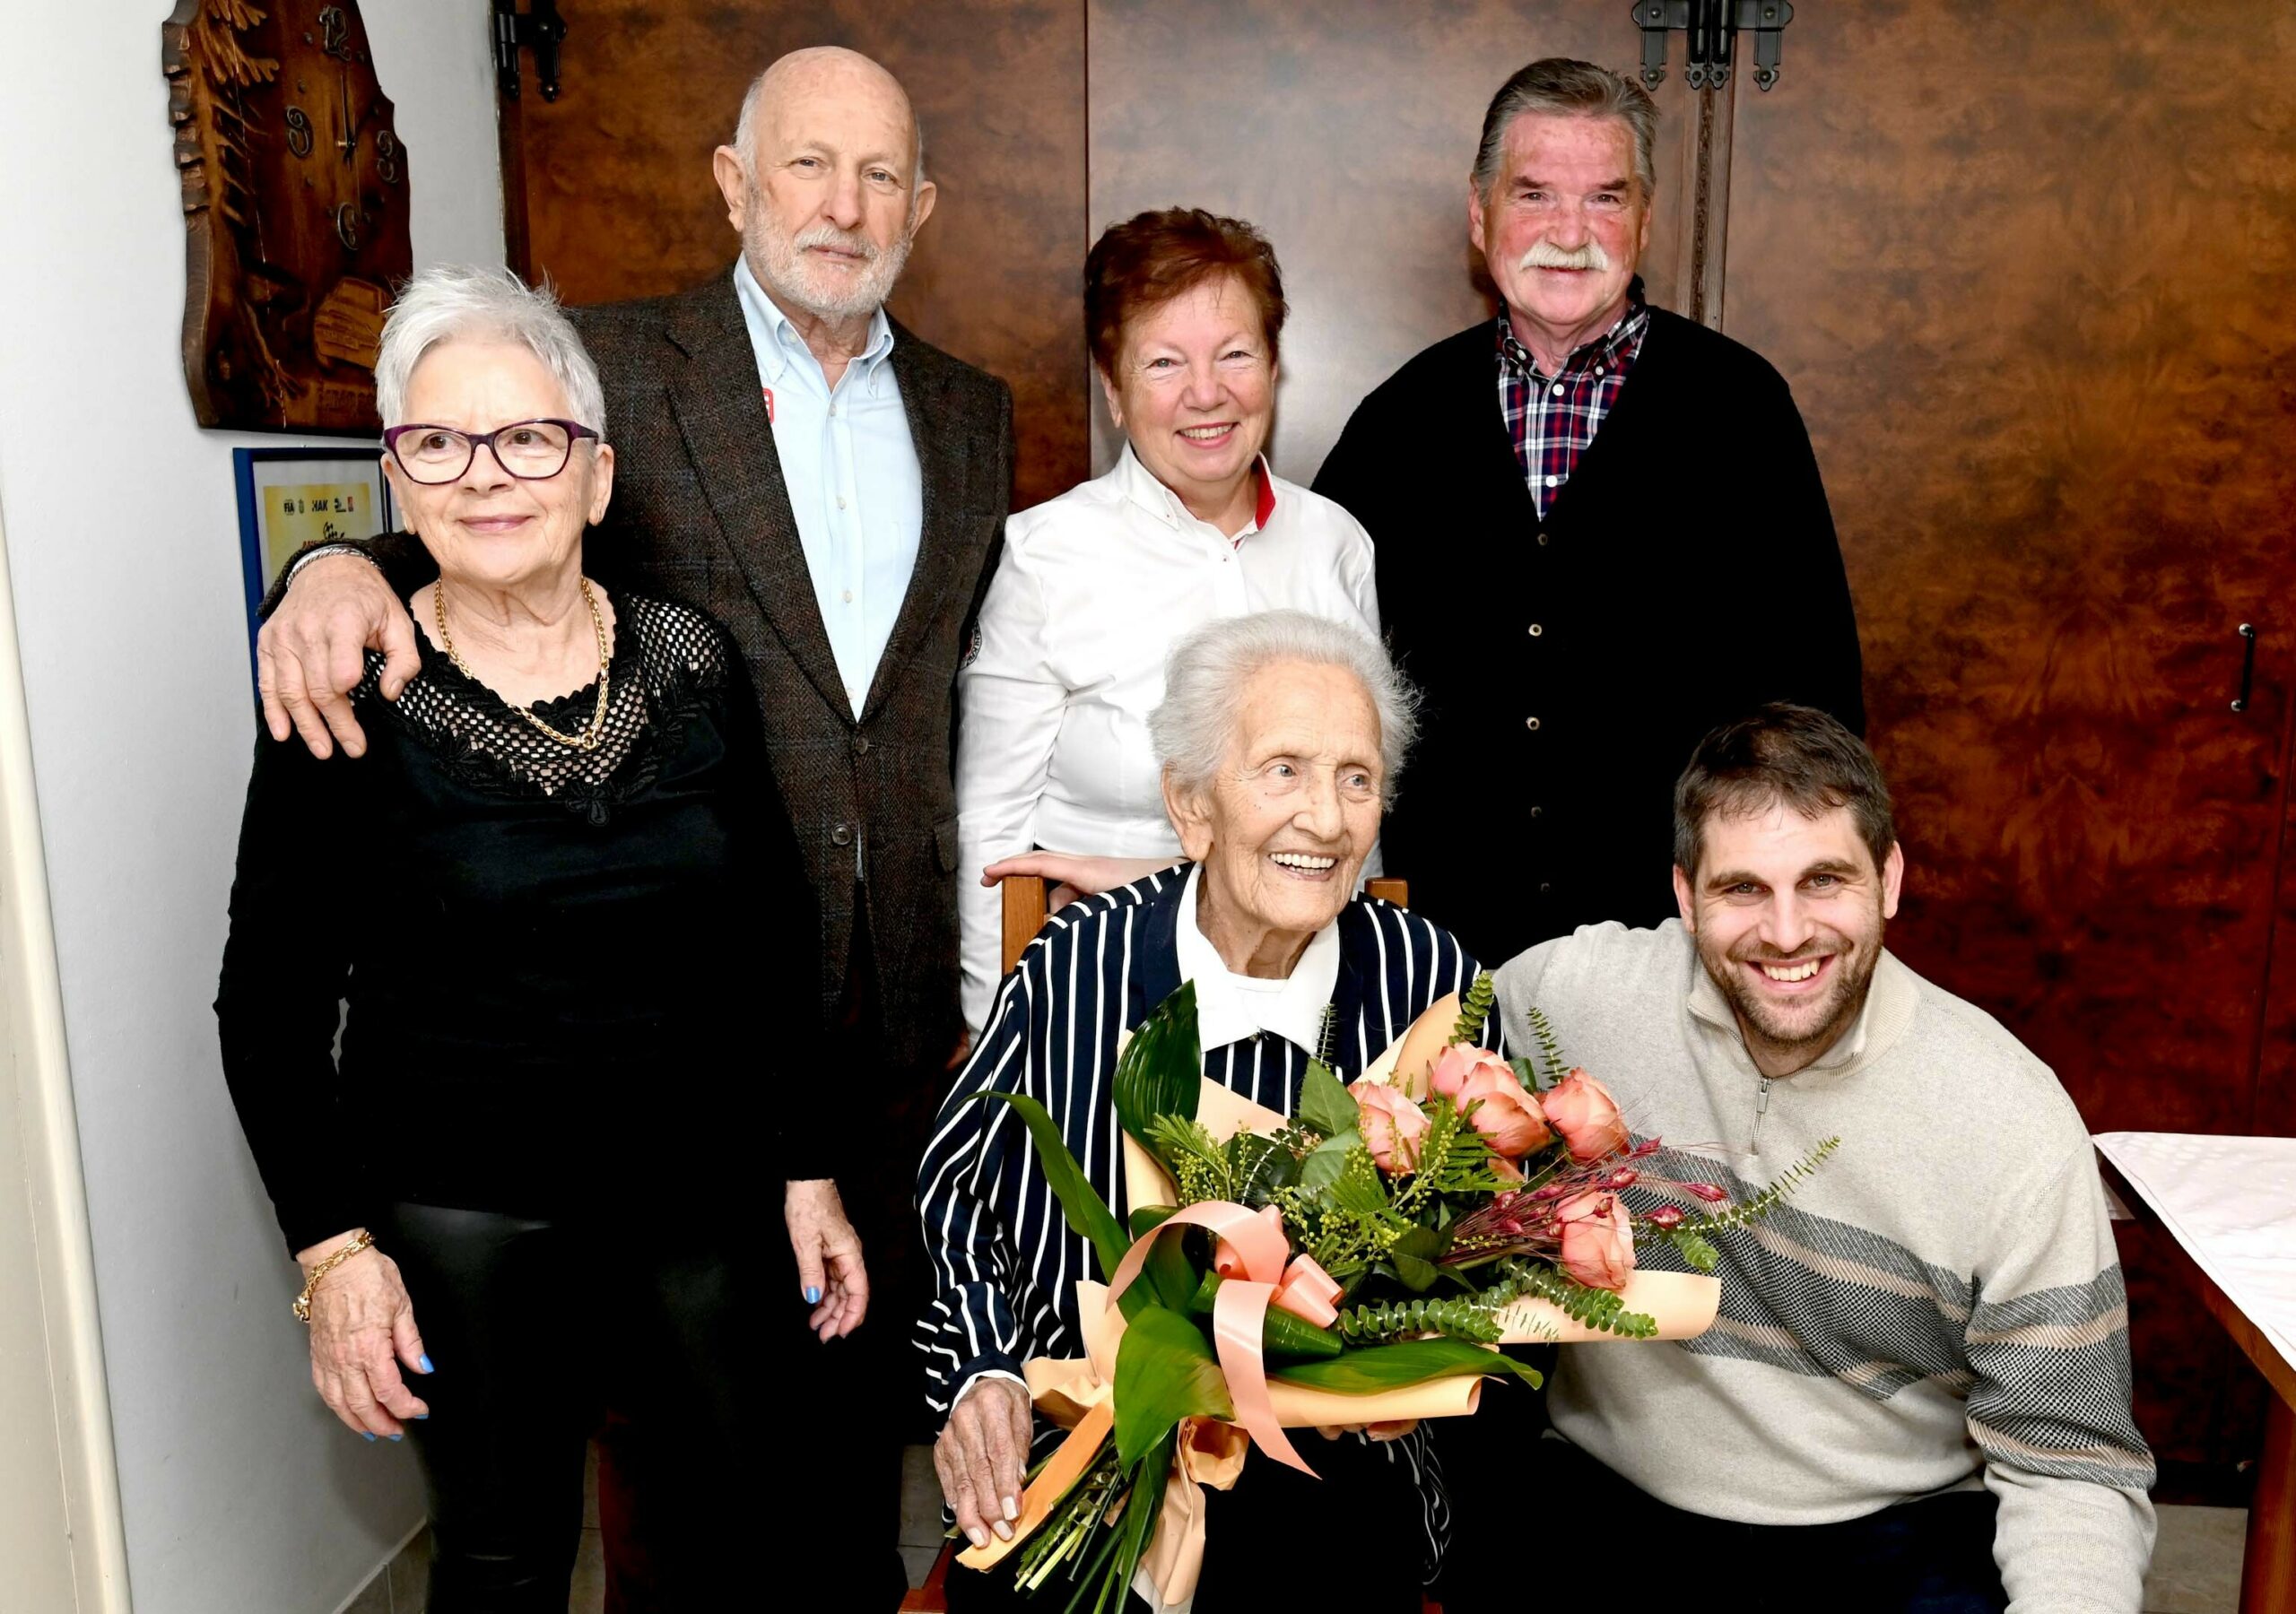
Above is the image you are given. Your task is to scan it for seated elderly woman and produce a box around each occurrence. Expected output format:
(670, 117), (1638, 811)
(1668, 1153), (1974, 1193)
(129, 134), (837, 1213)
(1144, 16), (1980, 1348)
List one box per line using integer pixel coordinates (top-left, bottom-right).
(954, 207), (1380, 1037)
(213, 265), (839, 1609)
(921, 610), (1482, 1612)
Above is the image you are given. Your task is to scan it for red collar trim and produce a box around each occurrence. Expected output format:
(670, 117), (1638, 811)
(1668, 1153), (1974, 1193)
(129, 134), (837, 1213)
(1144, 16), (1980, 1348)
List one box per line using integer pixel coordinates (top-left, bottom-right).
(1253, 461), (1277, 530)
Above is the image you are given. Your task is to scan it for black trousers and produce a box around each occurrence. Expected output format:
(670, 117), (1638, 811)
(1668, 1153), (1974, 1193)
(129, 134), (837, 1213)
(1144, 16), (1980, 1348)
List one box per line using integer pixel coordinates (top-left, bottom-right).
(598, 904), (928, 1613)
(1508, 1437), (2010, 1614)
(944, 1431), (1429, 1614)
(383, 1202), (750, 1613)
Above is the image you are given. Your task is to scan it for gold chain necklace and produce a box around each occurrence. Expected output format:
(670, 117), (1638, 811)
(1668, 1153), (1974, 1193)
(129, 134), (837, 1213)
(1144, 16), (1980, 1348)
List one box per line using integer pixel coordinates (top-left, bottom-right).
(432, 577), (613, 751)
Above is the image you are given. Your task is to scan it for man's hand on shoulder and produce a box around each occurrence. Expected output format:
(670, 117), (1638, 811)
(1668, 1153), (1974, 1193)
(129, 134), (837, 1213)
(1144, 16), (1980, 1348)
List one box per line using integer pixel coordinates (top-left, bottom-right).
(258, 552), (420, 759)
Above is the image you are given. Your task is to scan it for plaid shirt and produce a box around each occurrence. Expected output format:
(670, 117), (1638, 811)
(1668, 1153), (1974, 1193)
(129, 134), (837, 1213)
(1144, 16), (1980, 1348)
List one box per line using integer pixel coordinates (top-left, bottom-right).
(1497, 286), (1650, 518)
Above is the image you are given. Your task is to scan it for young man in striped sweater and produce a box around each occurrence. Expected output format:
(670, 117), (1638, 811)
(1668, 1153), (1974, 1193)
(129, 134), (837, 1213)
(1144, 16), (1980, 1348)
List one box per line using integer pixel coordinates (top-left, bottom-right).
(1488, 705), (2152, 1613)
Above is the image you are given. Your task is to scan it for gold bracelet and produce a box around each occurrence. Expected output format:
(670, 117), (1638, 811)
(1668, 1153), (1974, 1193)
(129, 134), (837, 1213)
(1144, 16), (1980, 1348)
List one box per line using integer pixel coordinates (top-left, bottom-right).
(292, 1228), (376, 1323)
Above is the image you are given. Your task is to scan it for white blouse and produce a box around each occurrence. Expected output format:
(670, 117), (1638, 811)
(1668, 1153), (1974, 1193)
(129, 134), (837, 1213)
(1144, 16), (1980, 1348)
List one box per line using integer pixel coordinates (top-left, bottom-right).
(954, 446), (1380, 1033)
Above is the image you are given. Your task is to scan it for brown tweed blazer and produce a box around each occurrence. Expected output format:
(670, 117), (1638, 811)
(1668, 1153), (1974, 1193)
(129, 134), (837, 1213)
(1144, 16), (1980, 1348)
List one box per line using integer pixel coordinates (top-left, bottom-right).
(288, 270), (1013, 1074)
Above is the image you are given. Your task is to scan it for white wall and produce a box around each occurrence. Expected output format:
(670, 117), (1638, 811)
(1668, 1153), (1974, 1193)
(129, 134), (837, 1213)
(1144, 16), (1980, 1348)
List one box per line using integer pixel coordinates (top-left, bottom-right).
(0, 6), (502, 1610)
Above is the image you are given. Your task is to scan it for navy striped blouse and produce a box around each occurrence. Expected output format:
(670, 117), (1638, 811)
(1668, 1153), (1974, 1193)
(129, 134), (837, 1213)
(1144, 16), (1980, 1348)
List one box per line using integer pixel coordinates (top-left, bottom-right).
(914, 863), (1489, 1574)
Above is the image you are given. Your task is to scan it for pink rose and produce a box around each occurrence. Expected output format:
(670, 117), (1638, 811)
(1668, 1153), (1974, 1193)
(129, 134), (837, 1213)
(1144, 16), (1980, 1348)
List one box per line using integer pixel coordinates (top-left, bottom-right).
(1554, 1190), (1636, 1289)
(1427, 1044), (1492, 1098)
(1351, 1080), (1430, 1175)
(1540, 1068), (1631, 1162)
(1453, 1066), (1554, 1158)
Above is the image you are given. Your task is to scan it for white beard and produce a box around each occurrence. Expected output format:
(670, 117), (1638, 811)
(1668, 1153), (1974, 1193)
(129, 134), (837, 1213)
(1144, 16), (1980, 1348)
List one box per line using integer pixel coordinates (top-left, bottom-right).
(744, 192), (912, 321)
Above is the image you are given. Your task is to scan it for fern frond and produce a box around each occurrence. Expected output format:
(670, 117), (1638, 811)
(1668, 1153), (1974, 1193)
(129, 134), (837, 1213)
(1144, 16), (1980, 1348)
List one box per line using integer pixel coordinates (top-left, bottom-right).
(1334, 1295), (1505, 1346)
(1499, 1259), (1657, 1339)
(1523, 1006), (1569, 1085)
(1677, 1137), (1840, 1236)
(1448, 971), (1497, 1046)
(1656, 1226), (1721, 1271)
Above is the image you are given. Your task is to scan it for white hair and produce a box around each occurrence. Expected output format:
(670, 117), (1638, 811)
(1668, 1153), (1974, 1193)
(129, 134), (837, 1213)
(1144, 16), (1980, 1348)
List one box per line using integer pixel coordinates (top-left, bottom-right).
(374, 265), (605, 436)
(730, 65), (928, 195)
(1150, 611), (1419, 807)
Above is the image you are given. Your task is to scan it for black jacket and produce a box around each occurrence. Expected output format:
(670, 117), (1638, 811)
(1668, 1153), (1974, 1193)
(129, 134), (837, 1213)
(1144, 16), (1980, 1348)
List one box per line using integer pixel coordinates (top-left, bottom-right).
(1314, 308), (1865, 962)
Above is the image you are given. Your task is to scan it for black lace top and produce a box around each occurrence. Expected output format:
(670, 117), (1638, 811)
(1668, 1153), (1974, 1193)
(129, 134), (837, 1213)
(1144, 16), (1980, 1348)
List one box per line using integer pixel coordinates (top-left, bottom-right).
(215, 591), (825, 1254)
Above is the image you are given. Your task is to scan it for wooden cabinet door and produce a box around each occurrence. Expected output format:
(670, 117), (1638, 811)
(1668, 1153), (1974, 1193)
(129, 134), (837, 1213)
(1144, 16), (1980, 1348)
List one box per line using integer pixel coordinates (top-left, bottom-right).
(1711, 0), (2296, 1479)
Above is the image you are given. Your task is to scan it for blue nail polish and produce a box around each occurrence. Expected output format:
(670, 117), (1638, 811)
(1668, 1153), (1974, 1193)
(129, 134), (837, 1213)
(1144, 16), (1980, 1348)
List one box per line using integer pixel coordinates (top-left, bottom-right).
(387, 1434), (403, 1443)
(417, 1354), (435, 1374)
(362, 1432), (377, 1442)
(804, 1285), (822, 1305)
(413, 1414), (429, 1420)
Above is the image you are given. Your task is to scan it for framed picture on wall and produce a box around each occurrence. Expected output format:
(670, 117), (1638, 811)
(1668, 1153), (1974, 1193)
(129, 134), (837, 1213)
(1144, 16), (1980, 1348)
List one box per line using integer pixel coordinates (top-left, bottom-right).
(231, 446), (394, 685)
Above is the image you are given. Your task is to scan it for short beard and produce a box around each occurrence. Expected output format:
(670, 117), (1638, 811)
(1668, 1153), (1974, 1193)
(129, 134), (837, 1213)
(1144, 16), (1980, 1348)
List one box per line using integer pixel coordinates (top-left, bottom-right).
(1698, 915), (1883, 1072)
(743, 181), (913, 321)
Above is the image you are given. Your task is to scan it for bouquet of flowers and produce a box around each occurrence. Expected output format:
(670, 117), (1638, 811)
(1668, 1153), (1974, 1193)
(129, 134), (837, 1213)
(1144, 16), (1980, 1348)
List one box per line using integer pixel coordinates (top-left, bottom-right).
(960, 971), (1834, 1611)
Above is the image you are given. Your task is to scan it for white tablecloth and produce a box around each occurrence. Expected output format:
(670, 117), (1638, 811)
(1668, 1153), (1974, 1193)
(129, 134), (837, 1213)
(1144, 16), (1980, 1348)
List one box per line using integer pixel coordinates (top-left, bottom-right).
(2093, 1132), (2296, 1382)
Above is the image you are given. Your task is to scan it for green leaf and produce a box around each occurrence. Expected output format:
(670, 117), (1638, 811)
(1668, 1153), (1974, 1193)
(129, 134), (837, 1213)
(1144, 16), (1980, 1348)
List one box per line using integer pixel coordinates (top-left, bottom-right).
(1272, 1335), (1542, 1393)
(1227, 1132), (1301, 1208)
(1297, 1056), (1358, 1138)
(1387, 1224), (1446, 1292)
(1186, 1272), (1344, 1359)
(963, 1090), (1129, 1281)
(1111, 1303), (1233, 1470)
(1509, 1055), (1547, 1094)
(1125, 1204), (1202, 1315)
(1112, 980), (1202, 1146)
(1300, 1129), (1360, 1187)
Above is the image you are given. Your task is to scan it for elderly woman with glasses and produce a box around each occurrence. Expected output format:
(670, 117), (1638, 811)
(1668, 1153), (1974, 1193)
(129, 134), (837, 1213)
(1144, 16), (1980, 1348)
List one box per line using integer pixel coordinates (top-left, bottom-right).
(213, 265), (837, 1608)
(923, 611), (1489, 1612)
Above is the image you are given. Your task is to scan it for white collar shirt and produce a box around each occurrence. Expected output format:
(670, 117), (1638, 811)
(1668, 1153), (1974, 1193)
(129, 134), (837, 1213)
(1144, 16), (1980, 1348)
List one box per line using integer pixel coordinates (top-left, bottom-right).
(954, 444), (1380, 1031)
(1172, 863), (1343, 1055)
(733, 256), (922, 717)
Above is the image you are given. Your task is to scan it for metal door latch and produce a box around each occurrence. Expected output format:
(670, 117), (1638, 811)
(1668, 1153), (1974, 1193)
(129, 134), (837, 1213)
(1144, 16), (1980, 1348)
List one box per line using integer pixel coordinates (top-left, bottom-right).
(492, 0), (567, 102)
(1633, 0), (1795, 91)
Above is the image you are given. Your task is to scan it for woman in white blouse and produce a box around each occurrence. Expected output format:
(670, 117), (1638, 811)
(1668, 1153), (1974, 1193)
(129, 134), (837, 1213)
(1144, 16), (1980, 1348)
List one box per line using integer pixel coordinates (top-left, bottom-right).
(956, 208), (1380, 1033)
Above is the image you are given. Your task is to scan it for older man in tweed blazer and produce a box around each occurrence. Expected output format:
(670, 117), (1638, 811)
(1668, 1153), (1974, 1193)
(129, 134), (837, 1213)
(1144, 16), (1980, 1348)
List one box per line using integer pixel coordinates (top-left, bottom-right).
(258, 47), (1010, 1606)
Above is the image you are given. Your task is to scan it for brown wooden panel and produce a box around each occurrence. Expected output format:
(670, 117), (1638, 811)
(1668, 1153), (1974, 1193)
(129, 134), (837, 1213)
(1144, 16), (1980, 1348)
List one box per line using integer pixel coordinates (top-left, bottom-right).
(2256, 690), (2296, 1140)
(1717, 0), (2296, 1471)
(1086, 0), (1695, 484)
(501, 2), (1088, 509)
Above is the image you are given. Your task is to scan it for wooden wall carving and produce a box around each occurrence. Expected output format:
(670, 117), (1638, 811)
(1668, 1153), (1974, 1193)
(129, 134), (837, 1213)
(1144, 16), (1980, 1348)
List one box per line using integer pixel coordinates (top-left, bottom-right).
(162, 1), (411, 432)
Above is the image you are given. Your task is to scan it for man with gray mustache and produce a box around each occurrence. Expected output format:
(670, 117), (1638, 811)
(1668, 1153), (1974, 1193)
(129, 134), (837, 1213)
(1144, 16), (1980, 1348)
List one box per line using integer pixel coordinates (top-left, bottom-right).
(1315, 56), (1864, 968)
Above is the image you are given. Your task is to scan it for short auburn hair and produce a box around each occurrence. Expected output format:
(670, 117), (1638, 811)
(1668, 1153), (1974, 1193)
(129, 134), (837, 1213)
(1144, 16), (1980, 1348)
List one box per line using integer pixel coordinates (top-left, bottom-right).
(1085, 208), (1287, 377)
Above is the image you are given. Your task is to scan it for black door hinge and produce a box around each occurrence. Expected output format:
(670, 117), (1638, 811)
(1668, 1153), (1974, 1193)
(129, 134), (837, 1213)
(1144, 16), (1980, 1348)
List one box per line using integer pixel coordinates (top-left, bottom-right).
(1632, 0), (1794, 91)
(492, 0), (568, 102)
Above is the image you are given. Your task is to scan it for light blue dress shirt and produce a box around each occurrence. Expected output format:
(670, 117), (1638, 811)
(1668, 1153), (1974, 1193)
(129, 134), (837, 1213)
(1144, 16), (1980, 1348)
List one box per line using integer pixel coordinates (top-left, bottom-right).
(733, 256), (924, 717)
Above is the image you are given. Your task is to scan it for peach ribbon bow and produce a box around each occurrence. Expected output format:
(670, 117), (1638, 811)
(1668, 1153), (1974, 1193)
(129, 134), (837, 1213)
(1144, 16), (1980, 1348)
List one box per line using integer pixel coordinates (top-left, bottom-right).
(1102, 1198), (1342, 1478)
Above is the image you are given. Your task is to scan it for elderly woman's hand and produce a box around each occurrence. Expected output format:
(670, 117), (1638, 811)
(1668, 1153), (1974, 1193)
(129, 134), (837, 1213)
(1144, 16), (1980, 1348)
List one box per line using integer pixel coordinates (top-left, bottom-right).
(295, 1231), (432, 1438)
(786, 1179), (869, 1341)
(935, 1375), (1033, 1549)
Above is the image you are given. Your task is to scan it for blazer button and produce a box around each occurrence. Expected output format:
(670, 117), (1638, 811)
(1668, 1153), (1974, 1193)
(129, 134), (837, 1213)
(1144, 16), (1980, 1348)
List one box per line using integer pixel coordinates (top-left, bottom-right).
(831, 822), (855, 846)
(852, 734), (872, 756)
(1525, 716), (1541, 732)
(1527, 623), (1544, 637)
(1538, 881), (1553, 896)
(1528, 804), (1544, 820)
